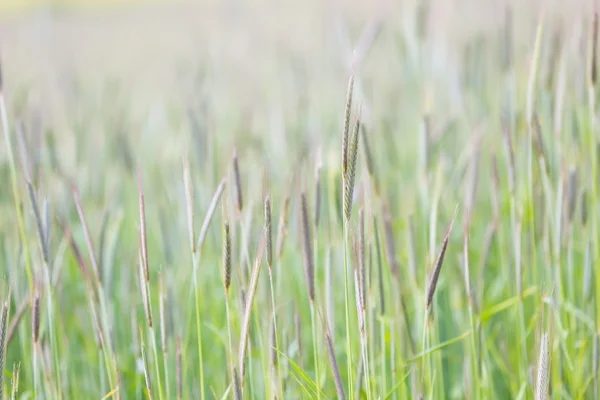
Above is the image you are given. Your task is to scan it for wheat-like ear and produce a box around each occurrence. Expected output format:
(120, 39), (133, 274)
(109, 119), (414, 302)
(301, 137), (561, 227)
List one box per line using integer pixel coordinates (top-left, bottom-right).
(232, 148), (243, 214)
(19, 125), (50, 267)
(342, 74), (355, 175)
(32, 291), (40, 343)
(344, 113), (361, 221)
(300, 192), (315, 303)
(223, 218), (232, 294)
(426, 206), (458, 310)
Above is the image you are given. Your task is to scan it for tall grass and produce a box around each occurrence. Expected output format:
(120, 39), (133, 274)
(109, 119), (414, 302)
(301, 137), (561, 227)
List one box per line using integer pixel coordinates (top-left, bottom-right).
(0, 5), (596, 399)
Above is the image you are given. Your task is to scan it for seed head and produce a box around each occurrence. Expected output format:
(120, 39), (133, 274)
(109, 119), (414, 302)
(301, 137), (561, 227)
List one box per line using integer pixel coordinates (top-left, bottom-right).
(223, 221), (231, 293)
(233, 149), (243, 214)
(342, 74), (355, 175)
(425, 207), (458, 310)
(300, 192), (315, 302)
(344, 113), (360, 221)
(32, 292), (40, 343)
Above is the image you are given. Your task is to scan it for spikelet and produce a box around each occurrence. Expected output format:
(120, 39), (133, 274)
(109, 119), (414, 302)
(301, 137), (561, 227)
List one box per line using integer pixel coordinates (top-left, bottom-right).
(426, 207), (458, 310)
(300, 192), (315, 302)
(341, 75), (355, 175)
(223, 218), (232, 293)
(32, 291), (40, 343)
(232, 148), (243, 214)
(344, 114), (360, 221)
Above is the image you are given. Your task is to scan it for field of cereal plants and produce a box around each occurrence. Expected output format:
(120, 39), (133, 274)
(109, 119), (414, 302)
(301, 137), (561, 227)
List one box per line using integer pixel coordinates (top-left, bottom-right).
(0, 0), (597, 398)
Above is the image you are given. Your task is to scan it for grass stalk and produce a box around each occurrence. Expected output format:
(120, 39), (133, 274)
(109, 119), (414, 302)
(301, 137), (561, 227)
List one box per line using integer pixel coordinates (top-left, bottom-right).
(0, 87), (33, 292)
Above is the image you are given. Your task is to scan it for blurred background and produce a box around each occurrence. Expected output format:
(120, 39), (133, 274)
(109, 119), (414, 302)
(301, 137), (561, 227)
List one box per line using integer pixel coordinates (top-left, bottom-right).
(0, 0), (590, 115)
(0, 2), (598, 398)
(0, 0), (595, 190)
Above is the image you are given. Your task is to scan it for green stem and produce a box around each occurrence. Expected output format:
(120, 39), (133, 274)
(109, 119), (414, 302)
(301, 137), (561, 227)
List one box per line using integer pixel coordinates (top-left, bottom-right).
(0, 94), (33, 292)
(268, 271), (283, 399)
(379, 320), (386, 395)
(150, 321), (165, 400)
(343, 223), (354, 399)
(163, 347), (170, 398)
(312, 233), (321, 399)
(361, 328), (372, 400)
(225, 294), (233, 375)
(192, 252), (205, 400)
(310, 304), (320, 400)
(421, 310), (429, 396)
(43, 265), (61, 399)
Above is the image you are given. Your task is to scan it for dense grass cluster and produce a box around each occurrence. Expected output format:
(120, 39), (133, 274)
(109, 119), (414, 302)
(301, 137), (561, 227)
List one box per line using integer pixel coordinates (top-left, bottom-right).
(1, 4), (600, 400)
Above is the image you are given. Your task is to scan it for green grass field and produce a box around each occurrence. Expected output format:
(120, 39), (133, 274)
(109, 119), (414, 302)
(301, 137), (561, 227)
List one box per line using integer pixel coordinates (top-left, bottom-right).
(0, 1), (598, 399)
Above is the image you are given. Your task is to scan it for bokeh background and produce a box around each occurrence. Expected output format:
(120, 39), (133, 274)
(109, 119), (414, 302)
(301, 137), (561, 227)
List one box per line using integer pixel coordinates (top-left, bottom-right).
(0, 1), (597, 398)
(0, 0), (590, 117)
(0, 0), (594, 219)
